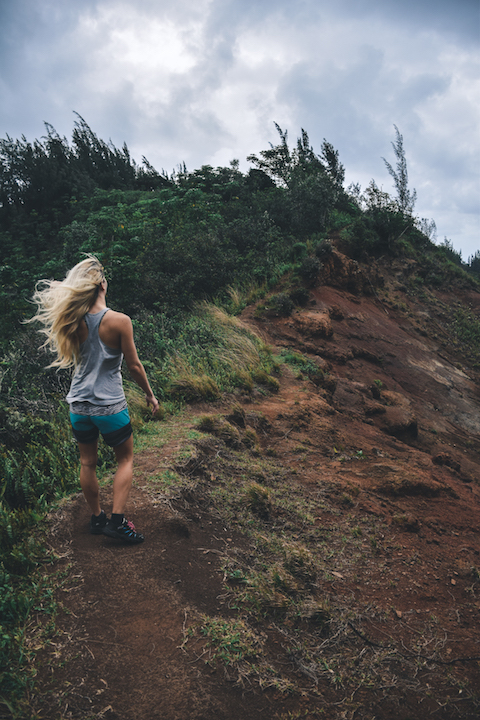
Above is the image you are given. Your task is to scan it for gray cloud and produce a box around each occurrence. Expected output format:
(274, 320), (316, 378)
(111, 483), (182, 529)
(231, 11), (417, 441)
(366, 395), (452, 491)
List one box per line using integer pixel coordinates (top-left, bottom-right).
(0, 0), (478, 256)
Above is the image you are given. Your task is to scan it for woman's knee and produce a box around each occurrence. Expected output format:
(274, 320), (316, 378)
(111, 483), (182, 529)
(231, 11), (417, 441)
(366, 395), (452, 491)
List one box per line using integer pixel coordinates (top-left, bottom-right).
(114, 435), (134, 465)
(80, 458), (98, 471)
(78, 442), (98, 470)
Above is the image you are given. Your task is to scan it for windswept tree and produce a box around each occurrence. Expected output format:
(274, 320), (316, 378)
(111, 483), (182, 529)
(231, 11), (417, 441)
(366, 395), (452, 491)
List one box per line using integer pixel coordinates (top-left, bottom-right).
(468, 250), (480, 275)
(246, 123), (293, 186)
(0, 114), (169, 231)
(320, 139), (345, 187)
(247, 124), (345, 235)
(382, 125), (417, 215)
(247, 123), (345, 189)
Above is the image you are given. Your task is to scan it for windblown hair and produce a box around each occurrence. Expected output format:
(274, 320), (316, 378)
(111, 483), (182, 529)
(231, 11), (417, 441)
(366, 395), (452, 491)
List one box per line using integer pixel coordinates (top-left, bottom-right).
(27, 256), (105, 369)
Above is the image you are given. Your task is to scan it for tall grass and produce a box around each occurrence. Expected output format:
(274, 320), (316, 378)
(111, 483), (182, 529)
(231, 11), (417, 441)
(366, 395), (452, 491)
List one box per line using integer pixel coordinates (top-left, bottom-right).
(132, 303), (275, 402)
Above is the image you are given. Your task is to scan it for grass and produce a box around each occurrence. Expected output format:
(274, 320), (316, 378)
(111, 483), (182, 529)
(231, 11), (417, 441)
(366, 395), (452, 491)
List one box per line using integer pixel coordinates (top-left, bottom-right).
(448, 308), (480, 367)
(196, 616), (262, 666)
(132, 419), (177, 452)
(134, 302), (279, 404)
(183, 615), (295, 692)
(0, 530), (76, 717)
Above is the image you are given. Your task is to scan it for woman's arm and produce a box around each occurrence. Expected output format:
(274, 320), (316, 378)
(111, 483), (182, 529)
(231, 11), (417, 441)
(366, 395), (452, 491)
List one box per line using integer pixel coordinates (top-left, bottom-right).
(117, 314), (159, 415)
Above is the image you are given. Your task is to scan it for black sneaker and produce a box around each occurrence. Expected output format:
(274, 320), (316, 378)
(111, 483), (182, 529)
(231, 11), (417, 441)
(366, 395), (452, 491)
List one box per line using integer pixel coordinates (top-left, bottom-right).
(103, 517), (145, 544)
(90, 510), (107, 535)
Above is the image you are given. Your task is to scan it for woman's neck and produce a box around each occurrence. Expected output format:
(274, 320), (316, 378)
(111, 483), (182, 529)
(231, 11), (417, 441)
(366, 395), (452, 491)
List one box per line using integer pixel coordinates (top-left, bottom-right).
(88, 290), (107, 314)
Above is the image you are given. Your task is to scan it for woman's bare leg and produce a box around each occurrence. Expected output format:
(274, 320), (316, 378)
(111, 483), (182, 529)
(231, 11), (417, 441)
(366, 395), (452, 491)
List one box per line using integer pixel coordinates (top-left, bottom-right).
(112, 434), (134, 514)
(78, 441), (101, 515)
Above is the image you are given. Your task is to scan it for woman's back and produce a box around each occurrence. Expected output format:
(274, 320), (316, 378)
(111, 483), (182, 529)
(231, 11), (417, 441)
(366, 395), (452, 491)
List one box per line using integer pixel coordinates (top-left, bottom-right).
(66, 309), (125, 406)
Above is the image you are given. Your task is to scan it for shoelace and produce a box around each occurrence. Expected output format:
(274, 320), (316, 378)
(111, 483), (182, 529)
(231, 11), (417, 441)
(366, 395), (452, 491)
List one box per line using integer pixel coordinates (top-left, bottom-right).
(125, 519), (136, 531)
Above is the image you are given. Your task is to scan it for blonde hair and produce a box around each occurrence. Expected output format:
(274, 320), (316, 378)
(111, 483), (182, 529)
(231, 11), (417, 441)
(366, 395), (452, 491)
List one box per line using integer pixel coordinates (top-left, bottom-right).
(27, 256), (105, 369)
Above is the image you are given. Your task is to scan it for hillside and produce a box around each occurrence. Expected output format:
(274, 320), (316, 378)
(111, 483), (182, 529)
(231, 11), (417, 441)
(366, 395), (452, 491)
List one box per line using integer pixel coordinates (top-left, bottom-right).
(21, 249), (480, 720)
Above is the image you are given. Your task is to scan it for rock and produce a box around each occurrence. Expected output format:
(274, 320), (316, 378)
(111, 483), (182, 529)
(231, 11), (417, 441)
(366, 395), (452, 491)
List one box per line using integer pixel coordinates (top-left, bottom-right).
(320, 249), (367, 293)
(392, 513), (420, 532)
(351, 347), (384, 365)
(293, 311), (333, 339)
(371, 382), (382, 400)
(370, 391), (418, 439)
(329, 304), (345, 321)
(332, 380), (364, 412)
(380, 406), (418, 439)
(432, 452), (461, 472)
(364, 400), (387, 416)
(320, 345), (354, 364)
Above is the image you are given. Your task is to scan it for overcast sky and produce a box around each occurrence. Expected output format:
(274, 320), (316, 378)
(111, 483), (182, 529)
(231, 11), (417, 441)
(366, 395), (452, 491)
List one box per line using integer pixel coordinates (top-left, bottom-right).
(1, 0), (479, 258)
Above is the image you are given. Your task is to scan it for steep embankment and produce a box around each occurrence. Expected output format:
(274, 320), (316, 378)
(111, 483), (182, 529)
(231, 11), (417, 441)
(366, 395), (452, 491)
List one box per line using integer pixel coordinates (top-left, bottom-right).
(26, 252), (480, 720)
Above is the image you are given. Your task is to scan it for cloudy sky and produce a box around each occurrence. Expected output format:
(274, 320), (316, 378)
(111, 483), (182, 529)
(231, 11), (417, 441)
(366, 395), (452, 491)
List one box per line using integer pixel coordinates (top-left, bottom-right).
(1, 0), (479, 258)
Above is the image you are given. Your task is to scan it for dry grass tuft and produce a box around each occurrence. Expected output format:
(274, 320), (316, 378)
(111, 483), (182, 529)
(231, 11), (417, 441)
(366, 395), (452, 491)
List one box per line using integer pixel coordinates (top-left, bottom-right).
(231, 370), (254, 391)
(282, 545), (317, 586)
(245, 482), (271, 519)
(242, 428), (259, 449)
(169, 358), (220, 402)
(197, 414), (222, 433)
(125, 382), (165, 429)
(252, 369), (280, 391)
(226, 403), (247, 427)
(197, 415), (243, 448)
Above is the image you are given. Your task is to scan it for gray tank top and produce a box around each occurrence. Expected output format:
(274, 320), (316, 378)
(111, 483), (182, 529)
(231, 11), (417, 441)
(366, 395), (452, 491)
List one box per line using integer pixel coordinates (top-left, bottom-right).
(66, 308), (125, 406)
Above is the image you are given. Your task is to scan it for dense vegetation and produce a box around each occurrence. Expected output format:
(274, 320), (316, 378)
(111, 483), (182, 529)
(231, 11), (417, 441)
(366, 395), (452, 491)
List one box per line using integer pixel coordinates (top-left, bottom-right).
(0, 117), (478, 713)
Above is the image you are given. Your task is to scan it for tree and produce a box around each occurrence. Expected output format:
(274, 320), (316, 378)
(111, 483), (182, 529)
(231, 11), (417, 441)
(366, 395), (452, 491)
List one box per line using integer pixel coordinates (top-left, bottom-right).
(247, 124), (345, 191)
(247, 124), (343, 235)
(468, 250), (480, 275)
(382, 125), (416, 215)
(246, 123), (293, 186)
(320, 140), (345, 187)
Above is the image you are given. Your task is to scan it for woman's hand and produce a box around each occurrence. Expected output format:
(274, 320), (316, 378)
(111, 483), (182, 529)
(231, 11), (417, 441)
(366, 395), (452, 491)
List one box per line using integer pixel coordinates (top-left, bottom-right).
(146, 394), (159, 415)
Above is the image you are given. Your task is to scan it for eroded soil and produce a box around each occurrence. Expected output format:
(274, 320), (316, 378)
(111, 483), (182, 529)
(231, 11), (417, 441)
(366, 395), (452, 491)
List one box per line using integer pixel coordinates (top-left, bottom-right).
(26, 261), (480, 720)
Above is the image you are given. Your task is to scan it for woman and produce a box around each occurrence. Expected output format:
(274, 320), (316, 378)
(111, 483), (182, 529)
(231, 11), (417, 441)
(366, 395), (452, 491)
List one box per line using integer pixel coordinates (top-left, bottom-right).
(29, 256), (159, 544)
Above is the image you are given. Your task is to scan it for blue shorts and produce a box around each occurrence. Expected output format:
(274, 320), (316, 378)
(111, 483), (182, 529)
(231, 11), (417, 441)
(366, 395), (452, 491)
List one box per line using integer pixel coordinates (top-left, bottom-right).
(70, 408), (132, 447)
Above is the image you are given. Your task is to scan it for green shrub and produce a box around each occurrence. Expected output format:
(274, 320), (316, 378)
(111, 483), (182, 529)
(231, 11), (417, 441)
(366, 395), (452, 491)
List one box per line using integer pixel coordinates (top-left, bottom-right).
(288, 287), (310, 306)
(298, 255), (322, 286)
(290, 242), (307, 261)
(314, 238), (333, 259)
(268, 293), (294, 316)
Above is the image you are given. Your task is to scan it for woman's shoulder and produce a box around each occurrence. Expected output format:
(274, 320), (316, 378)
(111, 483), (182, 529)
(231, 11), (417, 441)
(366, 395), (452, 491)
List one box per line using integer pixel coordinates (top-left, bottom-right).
(103, 309), (132, 330)
(105, 308), (130, 321)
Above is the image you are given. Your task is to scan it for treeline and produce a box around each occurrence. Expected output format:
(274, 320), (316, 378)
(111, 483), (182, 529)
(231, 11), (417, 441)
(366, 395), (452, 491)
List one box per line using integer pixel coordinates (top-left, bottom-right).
(2, 118), (478, 339)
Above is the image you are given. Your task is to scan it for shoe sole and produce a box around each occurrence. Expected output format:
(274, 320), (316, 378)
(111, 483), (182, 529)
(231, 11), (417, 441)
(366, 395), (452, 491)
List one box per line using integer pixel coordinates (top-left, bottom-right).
(102, 526), (145, 544)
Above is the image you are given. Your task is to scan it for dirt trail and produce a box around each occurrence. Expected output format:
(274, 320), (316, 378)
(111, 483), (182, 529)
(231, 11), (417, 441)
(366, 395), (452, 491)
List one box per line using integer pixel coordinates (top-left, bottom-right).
(29, 270), (480, 720)
(37, 486), (276, 720)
